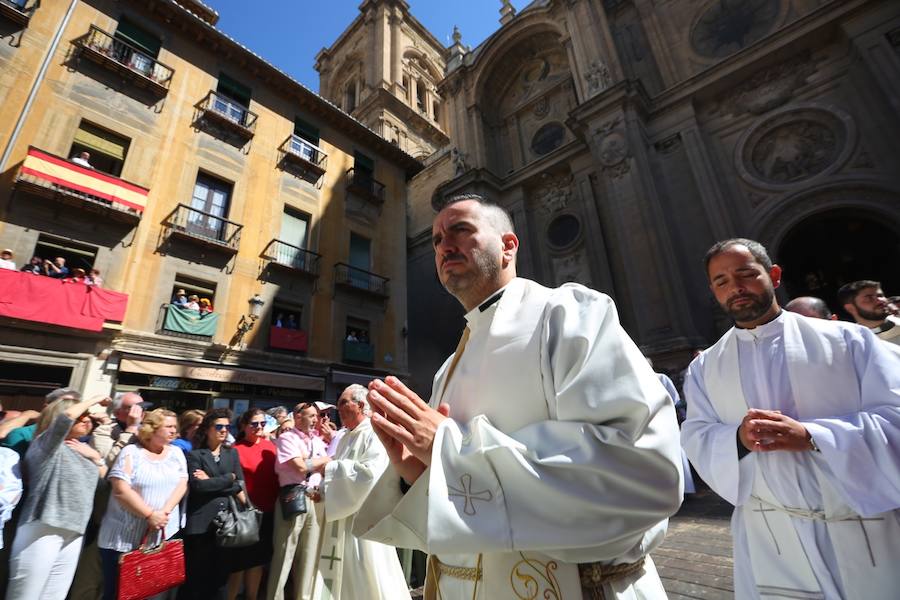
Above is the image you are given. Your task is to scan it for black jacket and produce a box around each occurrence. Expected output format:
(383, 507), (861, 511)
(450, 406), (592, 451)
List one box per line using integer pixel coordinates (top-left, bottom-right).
(184, 446), (243, 535)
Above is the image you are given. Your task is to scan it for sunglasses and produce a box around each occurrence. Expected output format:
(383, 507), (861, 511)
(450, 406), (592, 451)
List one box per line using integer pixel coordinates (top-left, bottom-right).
(213, 424), (229, 431)
(249, 421), (266, 428)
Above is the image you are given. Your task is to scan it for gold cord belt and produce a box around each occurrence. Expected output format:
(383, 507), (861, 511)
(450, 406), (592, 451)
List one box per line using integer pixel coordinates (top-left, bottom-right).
(578, 557), (646, 600)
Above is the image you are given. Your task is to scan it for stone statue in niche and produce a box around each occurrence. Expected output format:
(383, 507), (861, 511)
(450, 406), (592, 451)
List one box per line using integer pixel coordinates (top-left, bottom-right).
(593, 117), (631, 178)
(451, 147), (469, 175)
(535, 173), (574, 215)
(750, 120), (838, 183)
(585, 60), (612, 95)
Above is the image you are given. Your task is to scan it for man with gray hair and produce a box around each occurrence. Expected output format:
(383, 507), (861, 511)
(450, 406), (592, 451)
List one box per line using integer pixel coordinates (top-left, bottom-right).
(91, 391), (144, 468)
(309, 384), (410, 599)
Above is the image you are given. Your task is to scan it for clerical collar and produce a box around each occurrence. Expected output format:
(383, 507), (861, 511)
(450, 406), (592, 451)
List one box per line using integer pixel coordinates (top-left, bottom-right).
(478, 290), (504, 312)
(872, 318), (896, 335)
(734, 309), (786, 341)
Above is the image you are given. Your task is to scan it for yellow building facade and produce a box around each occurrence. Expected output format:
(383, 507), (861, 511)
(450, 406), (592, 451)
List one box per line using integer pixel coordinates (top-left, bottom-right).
(0, 0), (421, 412)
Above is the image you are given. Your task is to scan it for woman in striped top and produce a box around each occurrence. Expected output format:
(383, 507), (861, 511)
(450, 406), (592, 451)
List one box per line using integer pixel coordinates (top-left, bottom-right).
(97, 408), (188, 600)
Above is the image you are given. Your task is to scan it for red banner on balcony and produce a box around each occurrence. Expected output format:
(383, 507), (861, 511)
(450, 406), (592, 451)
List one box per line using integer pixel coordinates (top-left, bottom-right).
(269, 326), (307, 352)
(19, 147), (148, 213)
(0, 270), (128, 332)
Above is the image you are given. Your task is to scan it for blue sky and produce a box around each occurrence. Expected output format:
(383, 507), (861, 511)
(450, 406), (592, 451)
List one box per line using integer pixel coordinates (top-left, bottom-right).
(204, 1), (529, 91)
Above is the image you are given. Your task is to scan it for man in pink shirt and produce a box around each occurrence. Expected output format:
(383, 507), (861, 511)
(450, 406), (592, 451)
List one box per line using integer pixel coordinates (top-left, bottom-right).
(268, 403), (330, 600)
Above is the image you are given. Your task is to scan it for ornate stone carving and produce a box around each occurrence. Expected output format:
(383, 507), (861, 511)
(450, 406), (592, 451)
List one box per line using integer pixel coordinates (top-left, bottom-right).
(735, 105), (856, 190)
(532, 96), (550, 119)
(592, 117), (631, 178)
(552, 250), (592, 288)
(714, 53), (816, 116)
(584, 60), (612, 96)
(451, 147), (469, 175)
(535, 173), (574, 215)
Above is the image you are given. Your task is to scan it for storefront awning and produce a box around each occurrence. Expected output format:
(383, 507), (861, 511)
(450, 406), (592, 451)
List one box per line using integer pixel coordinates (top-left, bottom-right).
(119, 357), (324, 391)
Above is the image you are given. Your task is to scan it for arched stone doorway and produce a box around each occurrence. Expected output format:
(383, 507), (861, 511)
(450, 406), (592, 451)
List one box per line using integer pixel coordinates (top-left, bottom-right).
(777, 209), (900, 310)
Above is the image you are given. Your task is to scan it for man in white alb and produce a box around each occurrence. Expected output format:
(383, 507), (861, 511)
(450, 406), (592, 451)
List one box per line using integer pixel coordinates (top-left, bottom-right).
(837, 280), (900, 347)
(354, 194), (683, 599)
(311, 385), (410, 600)
(682, 238), (900, 599)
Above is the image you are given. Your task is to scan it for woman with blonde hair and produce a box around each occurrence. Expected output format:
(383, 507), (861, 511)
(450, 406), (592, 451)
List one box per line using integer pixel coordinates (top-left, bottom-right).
(6, 390), (109, 600)
(97, 408), (188, 600)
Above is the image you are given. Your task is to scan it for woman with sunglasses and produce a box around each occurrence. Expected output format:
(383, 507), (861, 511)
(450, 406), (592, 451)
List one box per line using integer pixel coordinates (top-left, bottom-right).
(181, 408), (245, 600)
(225, 409), (278, 600)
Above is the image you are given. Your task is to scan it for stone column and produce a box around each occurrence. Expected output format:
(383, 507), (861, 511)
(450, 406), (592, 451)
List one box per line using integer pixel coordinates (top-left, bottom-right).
(389, 8), (402, 89)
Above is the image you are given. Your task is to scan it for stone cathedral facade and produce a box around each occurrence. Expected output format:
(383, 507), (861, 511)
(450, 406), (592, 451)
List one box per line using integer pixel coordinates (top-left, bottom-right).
(318, 0), (900, 393)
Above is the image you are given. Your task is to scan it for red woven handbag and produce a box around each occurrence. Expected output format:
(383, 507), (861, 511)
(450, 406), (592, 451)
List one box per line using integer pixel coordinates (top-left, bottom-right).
(117, 531), (185, 600)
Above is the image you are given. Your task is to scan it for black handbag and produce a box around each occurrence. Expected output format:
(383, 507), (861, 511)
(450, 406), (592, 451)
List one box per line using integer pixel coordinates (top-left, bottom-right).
(213, 483), (262, 548)
(279, 482), (308, 519)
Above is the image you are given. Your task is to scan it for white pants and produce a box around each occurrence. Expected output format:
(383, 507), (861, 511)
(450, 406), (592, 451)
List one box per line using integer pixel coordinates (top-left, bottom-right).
(7, 520), (84, 600)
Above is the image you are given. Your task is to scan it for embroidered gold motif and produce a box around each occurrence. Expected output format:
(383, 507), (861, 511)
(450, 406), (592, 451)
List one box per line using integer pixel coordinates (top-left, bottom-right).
(510, 553), (562, 600)
(448, 473), (492, 516)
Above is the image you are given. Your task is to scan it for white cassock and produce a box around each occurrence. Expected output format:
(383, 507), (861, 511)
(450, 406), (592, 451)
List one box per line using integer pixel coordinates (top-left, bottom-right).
(656, 374), (695, 495)
(312, 418), (411, 600)
(354, 278), (683, 599)
(681, 310), (900, 599)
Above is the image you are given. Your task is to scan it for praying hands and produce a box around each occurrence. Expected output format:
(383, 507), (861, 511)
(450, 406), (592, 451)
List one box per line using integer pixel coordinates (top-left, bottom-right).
(367, 376), (449, 484)
(739, 408), (814, 452)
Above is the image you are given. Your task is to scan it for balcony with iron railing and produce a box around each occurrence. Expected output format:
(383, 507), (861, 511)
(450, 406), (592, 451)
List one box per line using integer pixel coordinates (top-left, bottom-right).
(74, 25), (174, 96)
(197, 91), (258, 140)
(261, 240), (321, 278)
(164, 204), (242, 254)
(157, 304), (218, 341)
(15, 146), (147, 225)
(0, 0), (35, 27)
(333, 263), (389, 298)
(279, 135), (328, 184)
(345, 168), (386, 205)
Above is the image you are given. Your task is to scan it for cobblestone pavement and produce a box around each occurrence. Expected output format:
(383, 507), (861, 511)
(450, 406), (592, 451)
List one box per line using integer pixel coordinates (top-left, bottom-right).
(654, 487), (735, 599)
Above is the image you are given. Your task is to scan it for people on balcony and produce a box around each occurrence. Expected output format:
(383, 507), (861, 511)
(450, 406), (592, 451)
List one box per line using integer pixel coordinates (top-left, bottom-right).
(171, 289), (189, 307)
(199, 298), (213, 315)
(43, 257), (69, 279)
(87, 269), (103, 287)
(345, 330), (358, 343)
(67, 268), (87, 284)
(70, 152), (93, 169)
(0, 250), (15, 271)
(21, 256), (42, 275)
(286, 314), (297, 329)
(186, 294), (200, 310)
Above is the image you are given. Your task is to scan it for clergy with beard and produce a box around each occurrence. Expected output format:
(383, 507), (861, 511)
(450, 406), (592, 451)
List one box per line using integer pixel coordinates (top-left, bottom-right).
(682, 238), (900, 600)
(310, 385), (410, 600)
(353, 193), (683, 600)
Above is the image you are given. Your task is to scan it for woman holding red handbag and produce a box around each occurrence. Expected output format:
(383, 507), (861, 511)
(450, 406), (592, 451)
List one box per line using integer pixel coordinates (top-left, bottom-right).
(97, 408), (188, 600)
(179, 408), (246, 600)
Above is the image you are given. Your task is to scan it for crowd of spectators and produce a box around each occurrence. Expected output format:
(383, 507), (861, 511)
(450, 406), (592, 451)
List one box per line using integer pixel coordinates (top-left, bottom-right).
(0, 249), (103, 287)
(0, 390), (345, 600)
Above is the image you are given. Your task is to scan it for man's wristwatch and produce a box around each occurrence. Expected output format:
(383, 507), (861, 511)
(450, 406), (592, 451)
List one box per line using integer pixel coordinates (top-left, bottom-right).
(808, 435), (820, 452)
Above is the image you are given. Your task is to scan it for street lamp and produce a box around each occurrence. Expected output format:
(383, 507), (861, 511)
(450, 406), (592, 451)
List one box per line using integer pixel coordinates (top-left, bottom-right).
(236, 294), (265, 339)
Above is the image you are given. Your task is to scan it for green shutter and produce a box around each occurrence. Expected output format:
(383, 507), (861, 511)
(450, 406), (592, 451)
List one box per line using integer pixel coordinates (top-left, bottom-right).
(114, 19), (161, 57)
(354, 151), (374, 174)
(217, 73), (252, 106)
(294, 118), (320, 145)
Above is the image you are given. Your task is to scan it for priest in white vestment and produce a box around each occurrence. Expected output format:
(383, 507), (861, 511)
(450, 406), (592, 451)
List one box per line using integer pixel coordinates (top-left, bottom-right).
(682, 238), (900, 600)
(311, 385), (411, 600)
(354, 194), (683, 599)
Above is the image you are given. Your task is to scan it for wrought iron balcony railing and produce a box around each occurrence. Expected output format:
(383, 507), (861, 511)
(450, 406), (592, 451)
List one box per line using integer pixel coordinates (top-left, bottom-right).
(333, 262), (389, 297)
(75, 25), (174, 96)
(164, 204), (242, 253)
(345, 168), (386, 205)
(1, 0), (36, 27)
(198, 91), (258, 138)
(262, 240), (321, 277)
(279, 135), (328, 185)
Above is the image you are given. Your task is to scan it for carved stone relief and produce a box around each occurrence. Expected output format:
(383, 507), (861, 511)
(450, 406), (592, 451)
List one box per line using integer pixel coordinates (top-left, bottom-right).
(592, 117), (631, 179)
(535, 173), (574, 216)
(712, 53), (817, 116)
(735, 105), (856, 190)
(584, 59), (612, 96)
(552, 250), (592, 288)
(690, 0), (781, 60)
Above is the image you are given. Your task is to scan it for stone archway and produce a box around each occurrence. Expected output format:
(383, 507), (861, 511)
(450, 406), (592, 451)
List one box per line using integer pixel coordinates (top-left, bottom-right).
(776, 208), (900, 308)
